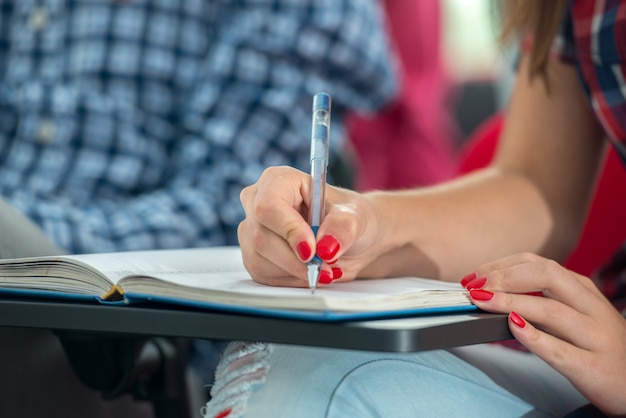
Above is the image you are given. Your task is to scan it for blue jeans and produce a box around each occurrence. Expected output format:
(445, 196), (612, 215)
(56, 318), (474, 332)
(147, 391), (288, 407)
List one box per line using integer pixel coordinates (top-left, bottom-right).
(202, 342), (587, 417)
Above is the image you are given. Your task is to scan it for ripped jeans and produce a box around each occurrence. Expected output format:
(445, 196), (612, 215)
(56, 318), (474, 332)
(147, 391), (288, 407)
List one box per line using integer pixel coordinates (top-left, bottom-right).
(202, 341), (587, 418)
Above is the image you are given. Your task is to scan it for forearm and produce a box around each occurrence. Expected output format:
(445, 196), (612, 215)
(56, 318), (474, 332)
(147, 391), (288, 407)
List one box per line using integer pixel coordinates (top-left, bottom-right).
(362, 167), (553, 281)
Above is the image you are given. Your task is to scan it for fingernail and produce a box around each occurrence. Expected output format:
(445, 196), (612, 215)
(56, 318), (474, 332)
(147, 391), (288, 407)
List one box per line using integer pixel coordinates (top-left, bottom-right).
(319, 270), (333, 284)
(296, 241), (312, 261)
(465, 276), (487, 290)
(460, 272), (477, 287)
(215, 409), (232, 418)
(317, 235), (340, 261)
(331, 267), (343, 280)
(510, 312), (526, 328)
(469, 289), (494, 301)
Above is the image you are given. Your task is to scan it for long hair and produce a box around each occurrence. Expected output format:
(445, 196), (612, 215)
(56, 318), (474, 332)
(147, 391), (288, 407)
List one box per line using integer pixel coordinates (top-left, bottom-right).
(500, 0), (568, 81)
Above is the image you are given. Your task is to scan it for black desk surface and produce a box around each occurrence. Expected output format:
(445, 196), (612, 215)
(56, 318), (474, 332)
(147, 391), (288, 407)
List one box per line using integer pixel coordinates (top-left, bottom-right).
(0, 298), (512, 352)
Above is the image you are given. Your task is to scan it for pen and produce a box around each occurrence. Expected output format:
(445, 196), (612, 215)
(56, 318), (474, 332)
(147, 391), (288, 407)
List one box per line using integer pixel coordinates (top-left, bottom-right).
(306, 92), (331, 293)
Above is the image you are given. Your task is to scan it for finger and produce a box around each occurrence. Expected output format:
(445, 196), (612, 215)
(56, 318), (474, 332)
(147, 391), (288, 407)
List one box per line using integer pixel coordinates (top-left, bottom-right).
(461, 252), (536, 287)
(238, 218), (308, 286)
(245, 166), (317, 262)
(239, 173), (313, 285)
(471, 252), (537, 279)
(471, 288), (600, 350)
(509, 312), (626, 415)
(239, 180), (258, 215)
(475, 253), (597, 316)
(577, 271), (608, 299)
(506, 311), (592, 382)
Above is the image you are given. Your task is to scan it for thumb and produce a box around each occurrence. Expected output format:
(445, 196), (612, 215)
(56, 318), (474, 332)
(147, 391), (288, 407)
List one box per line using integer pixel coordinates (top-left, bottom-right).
(314, 189), (361, 263)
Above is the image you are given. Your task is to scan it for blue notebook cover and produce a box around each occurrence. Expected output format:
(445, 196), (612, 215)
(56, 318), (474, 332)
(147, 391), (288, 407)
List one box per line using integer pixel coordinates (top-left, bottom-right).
(0, 287), (124, 305)
(0, 247), (477, 322)
(0, 287), (478, 322)
(123, 292), (478, 322)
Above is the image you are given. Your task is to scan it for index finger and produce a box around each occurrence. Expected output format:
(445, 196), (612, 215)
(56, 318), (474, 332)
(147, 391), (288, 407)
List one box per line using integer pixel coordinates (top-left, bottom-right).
(243, 166), (317, 262)
(475, 253), (598, 316)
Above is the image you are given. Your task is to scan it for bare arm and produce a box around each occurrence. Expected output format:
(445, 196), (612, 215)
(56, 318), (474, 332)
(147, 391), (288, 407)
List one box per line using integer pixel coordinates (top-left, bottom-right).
(238, 55), (607, 286)
(361, 55), (606, 281)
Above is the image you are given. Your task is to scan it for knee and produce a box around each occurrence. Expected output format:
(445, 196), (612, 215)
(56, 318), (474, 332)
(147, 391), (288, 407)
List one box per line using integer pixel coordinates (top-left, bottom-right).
(201, 342), (273, 418)
(326, 357), (534, 417)
(326, 358), (440, 416)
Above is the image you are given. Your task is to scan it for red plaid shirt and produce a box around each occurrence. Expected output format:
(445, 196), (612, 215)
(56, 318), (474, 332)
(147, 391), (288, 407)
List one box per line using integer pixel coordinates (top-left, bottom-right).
(553, 0), (626, 150)
(552, 0), (626, 311)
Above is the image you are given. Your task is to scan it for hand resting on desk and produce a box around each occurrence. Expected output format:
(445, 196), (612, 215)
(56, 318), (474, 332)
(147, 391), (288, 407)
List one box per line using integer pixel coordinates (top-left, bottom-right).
(465, 252), (626, 416)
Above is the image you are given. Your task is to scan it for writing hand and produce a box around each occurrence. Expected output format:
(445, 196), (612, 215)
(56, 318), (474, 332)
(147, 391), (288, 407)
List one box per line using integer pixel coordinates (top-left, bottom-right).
(237, 166), (382, 287)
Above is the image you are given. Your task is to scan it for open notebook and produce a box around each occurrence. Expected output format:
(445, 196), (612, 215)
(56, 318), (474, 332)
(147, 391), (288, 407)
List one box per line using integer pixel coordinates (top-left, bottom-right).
(0, 246), (475, 321)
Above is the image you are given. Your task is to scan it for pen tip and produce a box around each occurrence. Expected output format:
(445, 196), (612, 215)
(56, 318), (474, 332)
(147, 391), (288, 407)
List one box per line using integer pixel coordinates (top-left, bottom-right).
(306, 262), (320, 293)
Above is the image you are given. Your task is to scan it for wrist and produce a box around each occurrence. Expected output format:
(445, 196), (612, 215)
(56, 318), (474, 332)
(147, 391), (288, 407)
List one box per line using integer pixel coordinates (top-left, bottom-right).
(359, 191), (435, 278)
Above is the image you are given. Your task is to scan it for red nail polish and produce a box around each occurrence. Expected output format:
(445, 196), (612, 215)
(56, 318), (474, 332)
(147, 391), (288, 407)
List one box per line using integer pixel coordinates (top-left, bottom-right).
(465, 276), (487, 290)
(317, 235), (340, 261)
(510, 312), (526, 328)
(469, 289), (494, 301)
(331, 267), (343, 280)
(319, 270), (333, 284)
(215, 409), (232, 418)
(460, 272), (477, 287)
(296, 241), (312, 261)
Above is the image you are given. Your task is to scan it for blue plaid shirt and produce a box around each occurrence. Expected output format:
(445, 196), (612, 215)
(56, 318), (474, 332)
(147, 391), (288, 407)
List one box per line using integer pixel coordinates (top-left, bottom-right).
(0, 0), (397, 253)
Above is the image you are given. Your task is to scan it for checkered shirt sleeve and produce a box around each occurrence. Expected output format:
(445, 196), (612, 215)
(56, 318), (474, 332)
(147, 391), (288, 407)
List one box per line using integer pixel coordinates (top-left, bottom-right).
(0, 0), (397, 253)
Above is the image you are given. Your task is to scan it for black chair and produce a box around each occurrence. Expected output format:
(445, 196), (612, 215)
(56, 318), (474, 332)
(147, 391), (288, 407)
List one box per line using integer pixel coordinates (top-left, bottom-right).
(58, 333), (195, 418)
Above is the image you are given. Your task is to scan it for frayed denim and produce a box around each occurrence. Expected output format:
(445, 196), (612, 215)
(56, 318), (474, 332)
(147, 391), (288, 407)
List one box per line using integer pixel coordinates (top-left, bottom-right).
(203, 342), (587, 418)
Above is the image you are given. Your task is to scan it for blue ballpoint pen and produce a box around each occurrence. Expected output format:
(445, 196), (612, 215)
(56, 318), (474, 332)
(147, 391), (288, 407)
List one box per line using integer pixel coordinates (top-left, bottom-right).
(307, 92), (331, 293)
